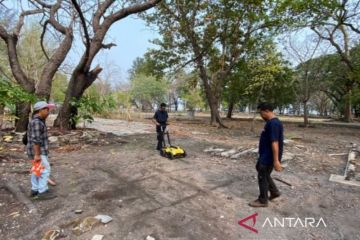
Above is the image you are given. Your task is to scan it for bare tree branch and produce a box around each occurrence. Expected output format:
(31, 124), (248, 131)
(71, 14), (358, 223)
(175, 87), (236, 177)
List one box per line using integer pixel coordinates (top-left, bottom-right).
(31, 0), (52, 9)
(14, 9), (44, 36)
(40, 20), (50, 60)
(47, 0), (67, 34)
(102, 42), (117, 49)
(111, 0), (161, 23)
(71, 0), (90, 61)
(93, 0), (114, 30)
(343, 22), (360, 34)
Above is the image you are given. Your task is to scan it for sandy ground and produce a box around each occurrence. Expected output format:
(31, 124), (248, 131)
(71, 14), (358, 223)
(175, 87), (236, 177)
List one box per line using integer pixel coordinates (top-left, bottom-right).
(0, 116), (360, 240)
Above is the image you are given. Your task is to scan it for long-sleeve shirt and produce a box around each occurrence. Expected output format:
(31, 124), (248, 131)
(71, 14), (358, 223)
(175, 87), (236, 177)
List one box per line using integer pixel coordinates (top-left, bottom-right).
(26, 115), (49, 159)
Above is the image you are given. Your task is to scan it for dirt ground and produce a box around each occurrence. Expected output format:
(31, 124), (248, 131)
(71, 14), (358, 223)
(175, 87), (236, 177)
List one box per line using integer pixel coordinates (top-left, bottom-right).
(0, 116), (360, 240)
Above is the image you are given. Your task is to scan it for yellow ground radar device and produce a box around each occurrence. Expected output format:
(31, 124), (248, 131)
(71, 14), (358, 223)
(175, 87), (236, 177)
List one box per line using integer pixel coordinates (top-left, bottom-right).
(160, 126), (186, 159)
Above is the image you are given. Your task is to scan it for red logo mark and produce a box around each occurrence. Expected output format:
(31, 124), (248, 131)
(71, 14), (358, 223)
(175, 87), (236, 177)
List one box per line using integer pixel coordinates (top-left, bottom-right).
(238, 213), (258, 233)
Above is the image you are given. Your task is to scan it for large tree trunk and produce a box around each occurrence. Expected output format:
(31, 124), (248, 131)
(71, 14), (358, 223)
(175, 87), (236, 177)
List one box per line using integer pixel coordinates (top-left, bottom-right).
(15, 102), (31, 132)
(226, 101), (234, 119)
(4, 36), (35, 132)
(195, 62), (226, 127)
(303, 101), (309, 127)
(173, 97), (178, 111)
(36, 29), (73, 100)
(344, 87), (352, 122)
(54, 68), (101, 129)
(203, 83), (225, 127)
(0, 104), (4, 129)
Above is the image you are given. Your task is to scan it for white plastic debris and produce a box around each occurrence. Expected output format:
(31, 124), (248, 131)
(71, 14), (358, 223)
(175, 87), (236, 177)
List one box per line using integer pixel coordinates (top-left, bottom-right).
(95, 215), (113, 224)
(146, 236), (155, 240)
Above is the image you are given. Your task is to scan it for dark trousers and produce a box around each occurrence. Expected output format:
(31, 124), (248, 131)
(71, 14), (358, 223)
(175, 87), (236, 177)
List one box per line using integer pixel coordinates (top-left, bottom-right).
(156, 125), (166, 150)
(256, 162), (279, 203)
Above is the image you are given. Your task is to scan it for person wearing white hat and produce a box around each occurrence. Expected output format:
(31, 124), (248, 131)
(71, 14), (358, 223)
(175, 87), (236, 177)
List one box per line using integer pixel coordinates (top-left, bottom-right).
(26, 101), (56, 200)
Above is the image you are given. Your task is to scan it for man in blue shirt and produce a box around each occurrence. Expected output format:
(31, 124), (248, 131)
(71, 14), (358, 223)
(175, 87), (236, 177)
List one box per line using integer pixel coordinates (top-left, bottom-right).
(249, 102), (283, 207)
(152, 103), (169, 150)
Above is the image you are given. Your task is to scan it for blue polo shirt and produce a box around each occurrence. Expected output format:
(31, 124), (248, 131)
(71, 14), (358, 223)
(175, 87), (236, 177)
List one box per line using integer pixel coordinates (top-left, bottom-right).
(258, 118), (283, 166)
(153, 110), (168, 124)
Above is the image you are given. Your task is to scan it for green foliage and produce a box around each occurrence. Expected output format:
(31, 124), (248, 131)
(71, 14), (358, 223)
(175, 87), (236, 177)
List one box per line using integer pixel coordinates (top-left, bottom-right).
(181, 87), (205, 111)
(0, 78), (36, 108)
(114, 90), (132, 108)
(128, 54), (165, 81)
(130, 74), (168, 109)
(239, 41), (295, 109)
(50, 73), (68, 103)
(144, 0), (288, 123)
(177, 73), (205, 110)
(70, 94), (116, 127)
(146, 0), (284, 74)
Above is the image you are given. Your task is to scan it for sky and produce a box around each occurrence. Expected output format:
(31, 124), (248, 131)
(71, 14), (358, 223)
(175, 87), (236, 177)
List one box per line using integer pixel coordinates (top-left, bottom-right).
(93, 16), (159, 84)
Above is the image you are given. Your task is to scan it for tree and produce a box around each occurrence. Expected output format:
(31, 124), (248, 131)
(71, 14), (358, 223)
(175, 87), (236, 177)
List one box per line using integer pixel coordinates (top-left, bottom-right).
(54, 0), (161, 129)
(128, 53), (165, 81)
(146, 0), (282, 127)
(310, 91), (333, 117)
(284, 32), (324, 126)
(0, 0), (74, 131)
(312, 50), (359, 119)
(222, 59), (250, 119)
(130, 74), (168, 110)
(287, 0), (360, 121)
(176, 71), (205, 115)
(238, 41), (294, 131)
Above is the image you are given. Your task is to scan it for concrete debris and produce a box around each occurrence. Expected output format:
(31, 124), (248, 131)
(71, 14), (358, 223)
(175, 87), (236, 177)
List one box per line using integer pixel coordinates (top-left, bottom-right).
(204, 147), (226, 153)
(191, 131), (209, 135)
(329, 174), (360, 187)
(282, 152), (295, 162)
(355, 173), (360, 181)
(48, 136), (58, 143)
(328, 153), (348, 157)
(230, 148), (257, 159)
(295, 145), (306, 149)
(146, 236), (156, 240)
(91, 235), (104, 240)
(205, 146), (259, 159)
(284, 139), (295, 145)
(74, 209), (83, 214)
(348, 164), (356, 172)
(330, 146), (360, 186)
(220, 149), (237, 157)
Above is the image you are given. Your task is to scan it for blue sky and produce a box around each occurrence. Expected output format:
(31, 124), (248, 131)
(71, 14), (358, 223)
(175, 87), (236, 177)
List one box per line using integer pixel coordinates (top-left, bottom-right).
(93, 16), (158, 84)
